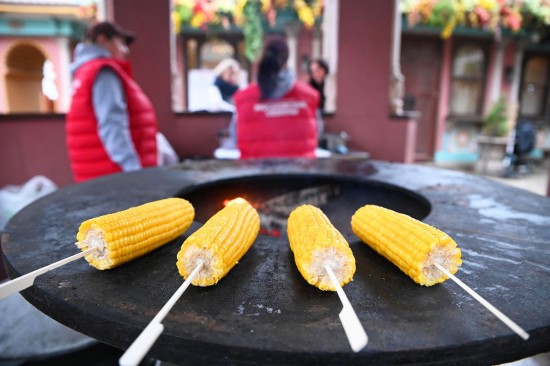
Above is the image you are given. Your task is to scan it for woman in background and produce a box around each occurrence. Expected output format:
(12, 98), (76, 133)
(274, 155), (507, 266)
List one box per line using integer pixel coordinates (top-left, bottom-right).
(230, 35), (321, 159)
(207, 58), (241, 112)
(308, 58), (329, 112)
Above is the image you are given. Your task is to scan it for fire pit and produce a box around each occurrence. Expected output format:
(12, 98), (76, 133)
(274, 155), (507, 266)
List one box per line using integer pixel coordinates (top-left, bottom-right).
(180, 174), (430, 237)
(2, 159), (549, 365)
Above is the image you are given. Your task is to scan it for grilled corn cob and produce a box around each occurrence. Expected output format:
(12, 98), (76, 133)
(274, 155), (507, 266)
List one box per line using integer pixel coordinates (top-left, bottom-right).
(75, 198), (194, 270)
(351, 205), (461, 286)
(176, 197), (260, 286)
(288, 205), (356, 291)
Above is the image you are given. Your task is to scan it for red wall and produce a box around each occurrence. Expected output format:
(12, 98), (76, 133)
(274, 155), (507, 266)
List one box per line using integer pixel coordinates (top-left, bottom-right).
(331, 1), (415, 161)
(0, 0), (416, 188)
(0, 115), (72, 186)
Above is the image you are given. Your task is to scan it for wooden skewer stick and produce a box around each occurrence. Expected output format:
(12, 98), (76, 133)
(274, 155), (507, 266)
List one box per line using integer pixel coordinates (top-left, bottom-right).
(434, 263), (529, 340)
(119, 261), (204, 366)
(0, 247), (98, 300)
(325, 264), (368, 352)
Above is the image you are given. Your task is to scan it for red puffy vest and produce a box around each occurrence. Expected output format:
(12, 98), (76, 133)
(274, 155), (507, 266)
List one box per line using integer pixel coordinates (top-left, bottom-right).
(234, 81), (319, 159)
(66, 58), (158, 182)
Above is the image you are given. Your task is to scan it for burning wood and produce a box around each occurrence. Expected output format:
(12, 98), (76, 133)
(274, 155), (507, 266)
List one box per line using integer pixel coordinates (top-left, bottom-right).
(255, 185), (341, 236)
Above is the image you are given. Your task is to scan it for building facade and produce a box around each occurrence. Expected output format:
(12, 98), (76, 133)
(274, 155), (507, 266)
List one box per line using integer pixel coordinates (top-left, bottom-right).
(0, 0), (91, 113)
(400, 2), (550, 165)
(1, 1), (549, 190)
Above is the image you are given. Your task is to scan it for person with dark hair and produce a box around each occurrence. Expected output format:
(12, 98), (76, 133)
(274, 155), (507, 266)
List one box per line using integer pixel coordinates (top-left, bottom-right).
(308, 58), (329, 112)
(229, 35), (321, 159)
(66, 21), (159, 182)
(207, 58), (241, 112)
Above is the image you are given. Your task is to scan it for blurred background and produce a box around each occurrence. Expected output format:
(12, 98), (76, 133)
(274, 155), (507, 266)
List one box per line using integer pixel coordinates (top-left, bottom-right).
(0, 0), (549, 365)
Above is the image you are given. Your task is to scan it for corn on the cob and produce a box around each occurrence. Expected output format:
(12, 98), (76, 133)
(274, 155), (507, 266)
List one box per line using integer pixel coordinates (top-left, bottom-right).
(351, 205), (462, 286)
(176, 197), (260, 286)
(287, 205), (356, 291)
(75, 198), (194, 270)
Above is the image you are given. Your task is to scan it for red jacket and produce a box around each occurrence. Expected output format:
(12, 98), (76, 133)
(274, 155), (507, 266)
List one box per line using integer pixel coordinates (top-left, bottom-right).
(66, 58), (157, 182)
(234, 81), (319, 159)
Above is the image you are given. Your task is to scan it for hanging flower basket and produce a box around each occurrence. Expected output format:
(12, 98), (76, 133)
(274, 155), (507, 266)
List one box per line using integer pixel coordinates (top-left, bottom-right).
(401, 0), (550, 40)
(172, 0), (324, 61)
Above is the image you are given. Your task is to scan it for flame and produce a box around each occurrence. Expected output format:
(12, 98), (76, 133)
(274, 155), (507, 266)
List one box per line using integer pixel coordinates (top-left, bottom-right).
(223, 197), (248, 207)
(222, 197), (265, 209)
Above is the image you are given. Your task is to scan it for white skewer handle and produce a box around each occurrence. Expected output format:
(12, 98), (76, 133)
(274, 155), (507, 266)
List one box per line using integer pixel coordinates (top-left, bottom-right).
(119, 261), (204, 366)
(118, 322), (164, 366)
(325, 264), (368, 352)
(0, 247), (97, 300)
(434, 263), (529, 340)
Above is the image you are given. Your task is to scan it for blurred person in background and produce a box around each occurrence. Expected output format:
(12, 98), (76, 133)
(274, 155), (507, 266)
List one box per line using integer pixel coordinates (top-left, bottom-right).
(66, 21), (158, 182)
(229, 35), (321, 159)
(308, 58), (329, 112)
(208, 58), (241, 112)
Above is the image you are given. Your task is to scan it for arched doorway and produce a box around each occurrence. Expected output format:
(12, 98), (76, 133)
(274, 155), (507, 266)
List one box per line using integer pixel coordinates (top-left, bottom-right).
(5, 41), (54, 113)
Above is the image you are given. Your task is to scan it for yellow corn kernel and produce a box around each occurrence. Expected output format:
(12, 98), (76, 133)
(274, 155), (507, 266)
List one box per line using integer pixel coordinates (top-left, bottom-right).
(351, 205), (462, 286)
(176, 197), (260, 286)
(75, 198), (194, 270)
(288, 205), (356, 291)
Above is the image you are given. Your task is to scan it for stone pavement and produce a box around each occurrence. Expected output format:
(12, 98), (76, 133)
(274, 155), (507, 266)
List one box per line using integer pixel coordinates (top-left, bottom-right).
(423, 158), (550, 197)
(485, 159), (549, 196)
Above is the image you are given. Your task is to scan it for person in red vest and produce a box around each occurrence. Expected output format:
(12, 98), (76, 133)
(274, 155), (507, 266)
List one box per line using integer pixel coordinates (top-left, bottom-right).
(66, 21), (158, 182)
(230, 35), (321, 159)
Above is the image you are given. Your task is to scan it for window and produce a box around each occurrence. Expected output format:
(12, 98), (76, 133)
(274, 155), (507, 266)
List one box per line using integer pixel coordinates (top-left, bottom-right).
(519, 56), (549, 117)
(178, 32), (249, 112)
(449, 44), (487, 116)
(170, 0), (338, 113)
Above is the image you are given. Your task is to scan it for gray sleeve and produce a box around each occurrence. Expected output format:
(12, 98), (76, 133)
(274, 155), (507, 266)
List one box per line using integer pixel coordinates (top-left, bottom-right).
(316, 108), (324, 140)
(92, 68), (141, 171)
(228, 112), (238, 146)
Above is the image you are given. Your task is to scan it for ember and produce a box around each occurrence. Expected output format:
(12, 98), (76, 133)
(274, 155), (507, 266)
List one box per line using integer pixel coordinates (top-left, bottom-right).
(256, 185), (340, 236)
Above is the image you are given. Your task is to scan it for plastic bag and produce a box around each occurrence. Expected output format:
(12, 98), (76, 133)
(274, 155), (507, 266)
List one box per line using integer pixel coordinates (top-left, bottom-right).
(156, 132), (179, 166)
(0, 176), (57, 230)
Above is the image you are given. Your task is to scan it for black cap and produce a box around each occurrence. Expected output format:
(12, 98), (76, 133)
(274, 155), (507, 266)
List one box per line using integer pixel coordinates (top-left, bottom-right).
(86, 21), (135, 45)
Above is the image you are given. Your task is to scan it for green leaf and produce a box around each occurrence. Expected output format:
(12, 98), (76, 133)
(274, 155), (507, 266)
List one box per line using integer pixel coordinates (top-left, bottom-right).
(243, 0), (264, 62)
